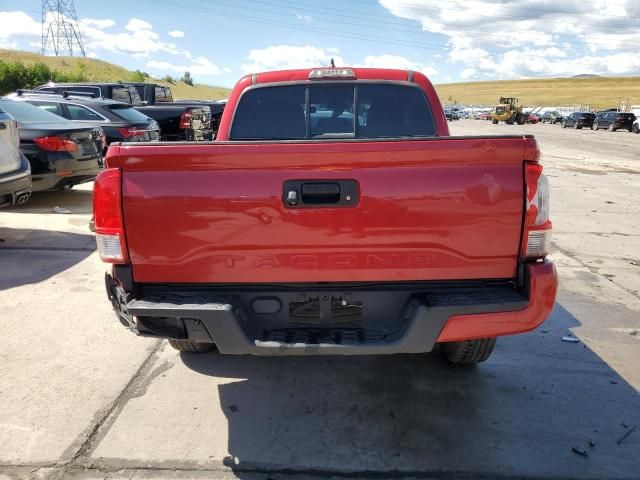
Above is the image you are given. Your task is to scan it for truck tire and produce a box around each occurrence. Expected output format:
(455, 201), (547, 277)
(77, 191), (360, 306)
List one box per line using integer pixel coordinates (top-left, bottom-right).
(440, 338), (496, 365)
(168, 339), (215, 353)
(492, 119), (498, 124)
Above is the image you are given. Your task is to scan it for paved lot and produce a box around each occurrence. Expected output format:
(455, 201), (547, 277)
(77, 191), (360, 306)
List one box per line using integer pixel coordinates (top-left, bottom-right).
(0, 120), (638, 480)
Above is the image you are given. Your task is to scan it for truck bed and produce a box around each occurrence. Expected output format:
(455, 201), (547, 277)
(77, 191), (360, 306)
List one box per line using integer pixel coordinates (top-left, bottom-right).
(108, 135), (528, 284)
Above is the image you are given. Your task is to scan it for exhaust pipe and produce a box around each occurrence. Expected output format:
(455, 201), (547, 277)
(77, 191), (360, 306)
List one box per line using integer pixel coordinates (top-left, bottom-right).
(16, 190), (31, 206)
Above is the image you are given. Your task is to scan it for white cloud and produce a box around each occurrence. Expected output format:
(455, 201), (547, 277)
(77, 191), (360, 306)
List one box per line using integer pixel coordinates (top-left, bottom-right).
(168, 30), (184, 38)
(296, 14), (313, 22)
(147, 56), (221, 76)
(0, 10), (225, 81)
(379, 0), (640, 79)
(125, 18), (152, 32)
(82, 18), (115, 29)
(0, 11), (41, 42)
(358, 54), (438, 77)
(242, 45), (345, 73)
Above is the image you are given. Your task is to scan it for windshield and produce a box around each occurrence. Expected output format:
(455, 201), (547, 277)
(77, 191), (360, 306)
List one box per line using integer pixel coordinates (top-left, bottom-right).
(231, 83), (435, 140)
(108, 104), (152, 123)
(0, 99), (68, 124)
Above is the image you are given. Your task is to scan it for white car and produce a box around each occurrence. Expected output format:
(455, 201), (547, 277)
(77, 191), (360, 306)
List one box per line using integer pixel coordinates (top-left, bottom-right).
(0, 106), (31, 207)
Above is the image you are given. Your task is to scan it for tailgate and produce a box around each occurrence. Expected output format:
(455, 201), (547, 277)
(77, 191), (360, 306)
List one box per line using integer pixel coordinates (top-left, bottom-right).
(115, 137), (527, 283)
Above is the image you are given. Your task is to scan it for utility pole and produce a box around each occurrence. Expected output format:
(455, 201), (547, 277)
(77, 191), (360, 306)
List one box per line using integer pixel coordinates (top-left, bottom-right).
(41, 0), (86, 57)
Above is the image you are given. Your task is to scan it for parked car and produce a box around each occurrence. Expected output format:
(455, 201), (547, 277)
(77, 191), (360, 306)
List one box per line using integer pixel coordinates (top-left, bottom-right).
(444, 110), (459, 121)
(540, 111), (563, 124)
(562, 112), (596, 129)
(0, 99), (103, 191)
(95, 66), (557, 365)
(0, 106), (31, 207)
(527, 114), (540, 124)
(36, 82), (214, 141)
(9, 91), (160, 149)
(129, 82), (225, 139)
(477, 112), (492, 120)
(592, 111), (636, 132)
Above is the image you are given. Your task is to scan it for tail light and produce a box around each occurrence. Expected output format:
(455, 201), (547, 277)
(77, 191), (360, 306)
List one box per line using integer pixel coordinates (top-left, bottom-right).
(93, 168), (128, 263)
(34, 135), (77, 152)
(179, 110), (192, 129)
(522, 162), (551, 260)
(117, 127), (146, 138)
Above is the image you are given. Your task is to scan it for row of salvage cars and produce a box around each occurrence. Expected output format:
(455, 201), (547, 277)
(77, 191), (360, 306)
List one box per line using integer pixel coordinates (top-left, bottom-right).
(0, 84), (225, 208)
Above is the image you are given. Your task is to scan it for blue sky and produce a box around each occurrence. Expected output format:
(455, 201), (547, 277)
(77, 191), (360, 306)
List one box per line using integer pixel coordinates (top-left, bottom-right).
(1, 0), (639, 88)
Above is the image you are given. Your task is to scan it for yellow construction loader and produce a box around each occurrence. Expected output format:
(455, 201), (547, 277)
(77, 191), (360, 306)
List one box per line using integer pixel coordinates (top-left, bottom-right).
(491, 97), (527, 125)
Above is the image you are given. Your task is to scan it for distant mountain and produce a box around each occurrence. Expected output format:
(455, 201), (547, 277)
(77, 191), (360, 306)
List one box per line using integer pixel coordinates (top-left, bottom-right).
(572, 74), (601, 78)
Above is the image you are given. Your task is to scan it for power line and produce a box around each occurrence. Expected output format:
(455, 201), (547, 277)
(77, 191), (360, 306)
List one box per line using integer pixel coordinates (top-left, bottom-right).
(183, 0), (639, 53)
(41, 0), (86, 56)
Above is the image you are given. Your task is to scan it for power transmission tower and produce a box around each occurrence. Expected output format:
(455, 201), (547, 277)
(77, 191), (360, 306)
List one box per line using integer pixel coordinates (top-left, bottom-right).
(41, 0), (86, 57)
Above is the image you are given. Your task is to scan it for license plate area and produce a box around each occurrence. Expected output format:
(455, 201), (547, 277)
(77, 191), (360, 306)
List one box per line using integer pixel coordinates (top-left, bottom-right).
(81, 142), (98, 155)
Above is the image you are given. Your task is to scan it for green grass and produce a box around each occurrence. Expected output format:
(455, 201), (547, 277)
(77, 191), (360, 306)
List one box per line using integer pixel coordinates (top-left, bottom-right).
(4, 49), (639, 107)
(0, 49), (230, 100)
(435, 76), (640, 109)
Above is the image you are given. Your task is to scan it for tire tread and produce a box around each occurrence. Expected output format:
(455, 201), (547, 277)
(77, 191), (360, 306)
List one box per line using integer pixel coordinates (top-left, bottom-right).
(168, 339), (215, 353)
(441, 338), (496, 365)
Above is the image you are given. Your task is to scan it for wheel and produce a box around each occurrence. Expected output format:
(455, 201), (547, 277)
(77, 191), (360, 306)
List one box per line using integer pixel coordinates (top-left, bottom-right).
(440, 338), (496, 365)
(506, 118), (514, 125)
(633, 123), (639, 133)
(492, 119), (498, 124)
(562, 121), (566, 128)
(168, 339), (215, 353)
(592, 122), (598, 130)
(574, 122), (579, 129)
(608, 124), (615, 132)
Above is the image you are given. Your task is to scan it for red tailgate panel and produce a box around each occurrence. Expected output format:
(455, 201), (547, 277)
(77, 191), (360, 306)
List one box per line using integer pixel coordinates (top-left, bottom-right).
(118, 138), (525, 283)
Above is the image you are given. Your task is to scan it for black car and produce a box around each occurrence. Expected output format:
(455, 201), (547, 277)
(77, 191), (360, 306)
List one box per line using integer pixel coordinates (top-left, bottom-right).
(11, 91), (160, 148)
(0, 106), (31, 207)
(540, 111), (563, 124)
(562, 112), (596, 129)
(36, 82), (214, 141)
(592, 111), (636, 132)
(0, 99), (103, 192)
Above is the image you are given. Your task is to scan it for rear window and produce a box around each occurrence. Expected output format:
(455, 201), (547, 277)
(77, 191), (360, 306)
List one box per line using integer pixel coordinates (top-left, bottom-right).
(619, 113), (635, 119)
(0, 99), (67, 124)
(230, 83), (435, 140)
(108, 104), (151, 123)
(112, 86), (143, 105)
(155, 86), (173, 102)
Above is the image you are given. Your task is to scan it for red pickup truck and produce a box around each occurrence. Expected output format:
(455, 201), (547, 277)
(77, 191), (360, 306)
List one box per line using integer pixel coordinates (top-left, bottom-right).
(94, 67), (557, 364)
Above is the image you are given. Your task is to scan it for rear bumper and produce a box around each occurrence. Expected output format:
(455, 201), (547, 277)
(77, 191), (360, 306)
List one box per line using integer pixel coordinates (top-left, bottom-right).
(106, 262), (557, 355)
(32, 157), (101, 191)
(0, 154), (32, 207)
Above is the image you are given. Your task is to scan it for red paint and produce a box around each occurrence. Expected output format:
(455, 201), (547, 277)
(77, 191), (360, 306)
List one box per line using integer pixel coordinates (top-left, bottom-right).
(215, 68), (449, 141)
(437, 262), (558, 341)
(115, 137), (528, 283)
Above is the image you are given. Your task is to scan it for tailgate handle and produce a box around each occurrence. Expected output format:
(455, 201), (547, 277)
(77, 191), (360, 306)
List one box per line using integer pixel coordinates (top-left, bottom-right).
(283, 179), (359, 208)
(301, 183), (340, 204)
